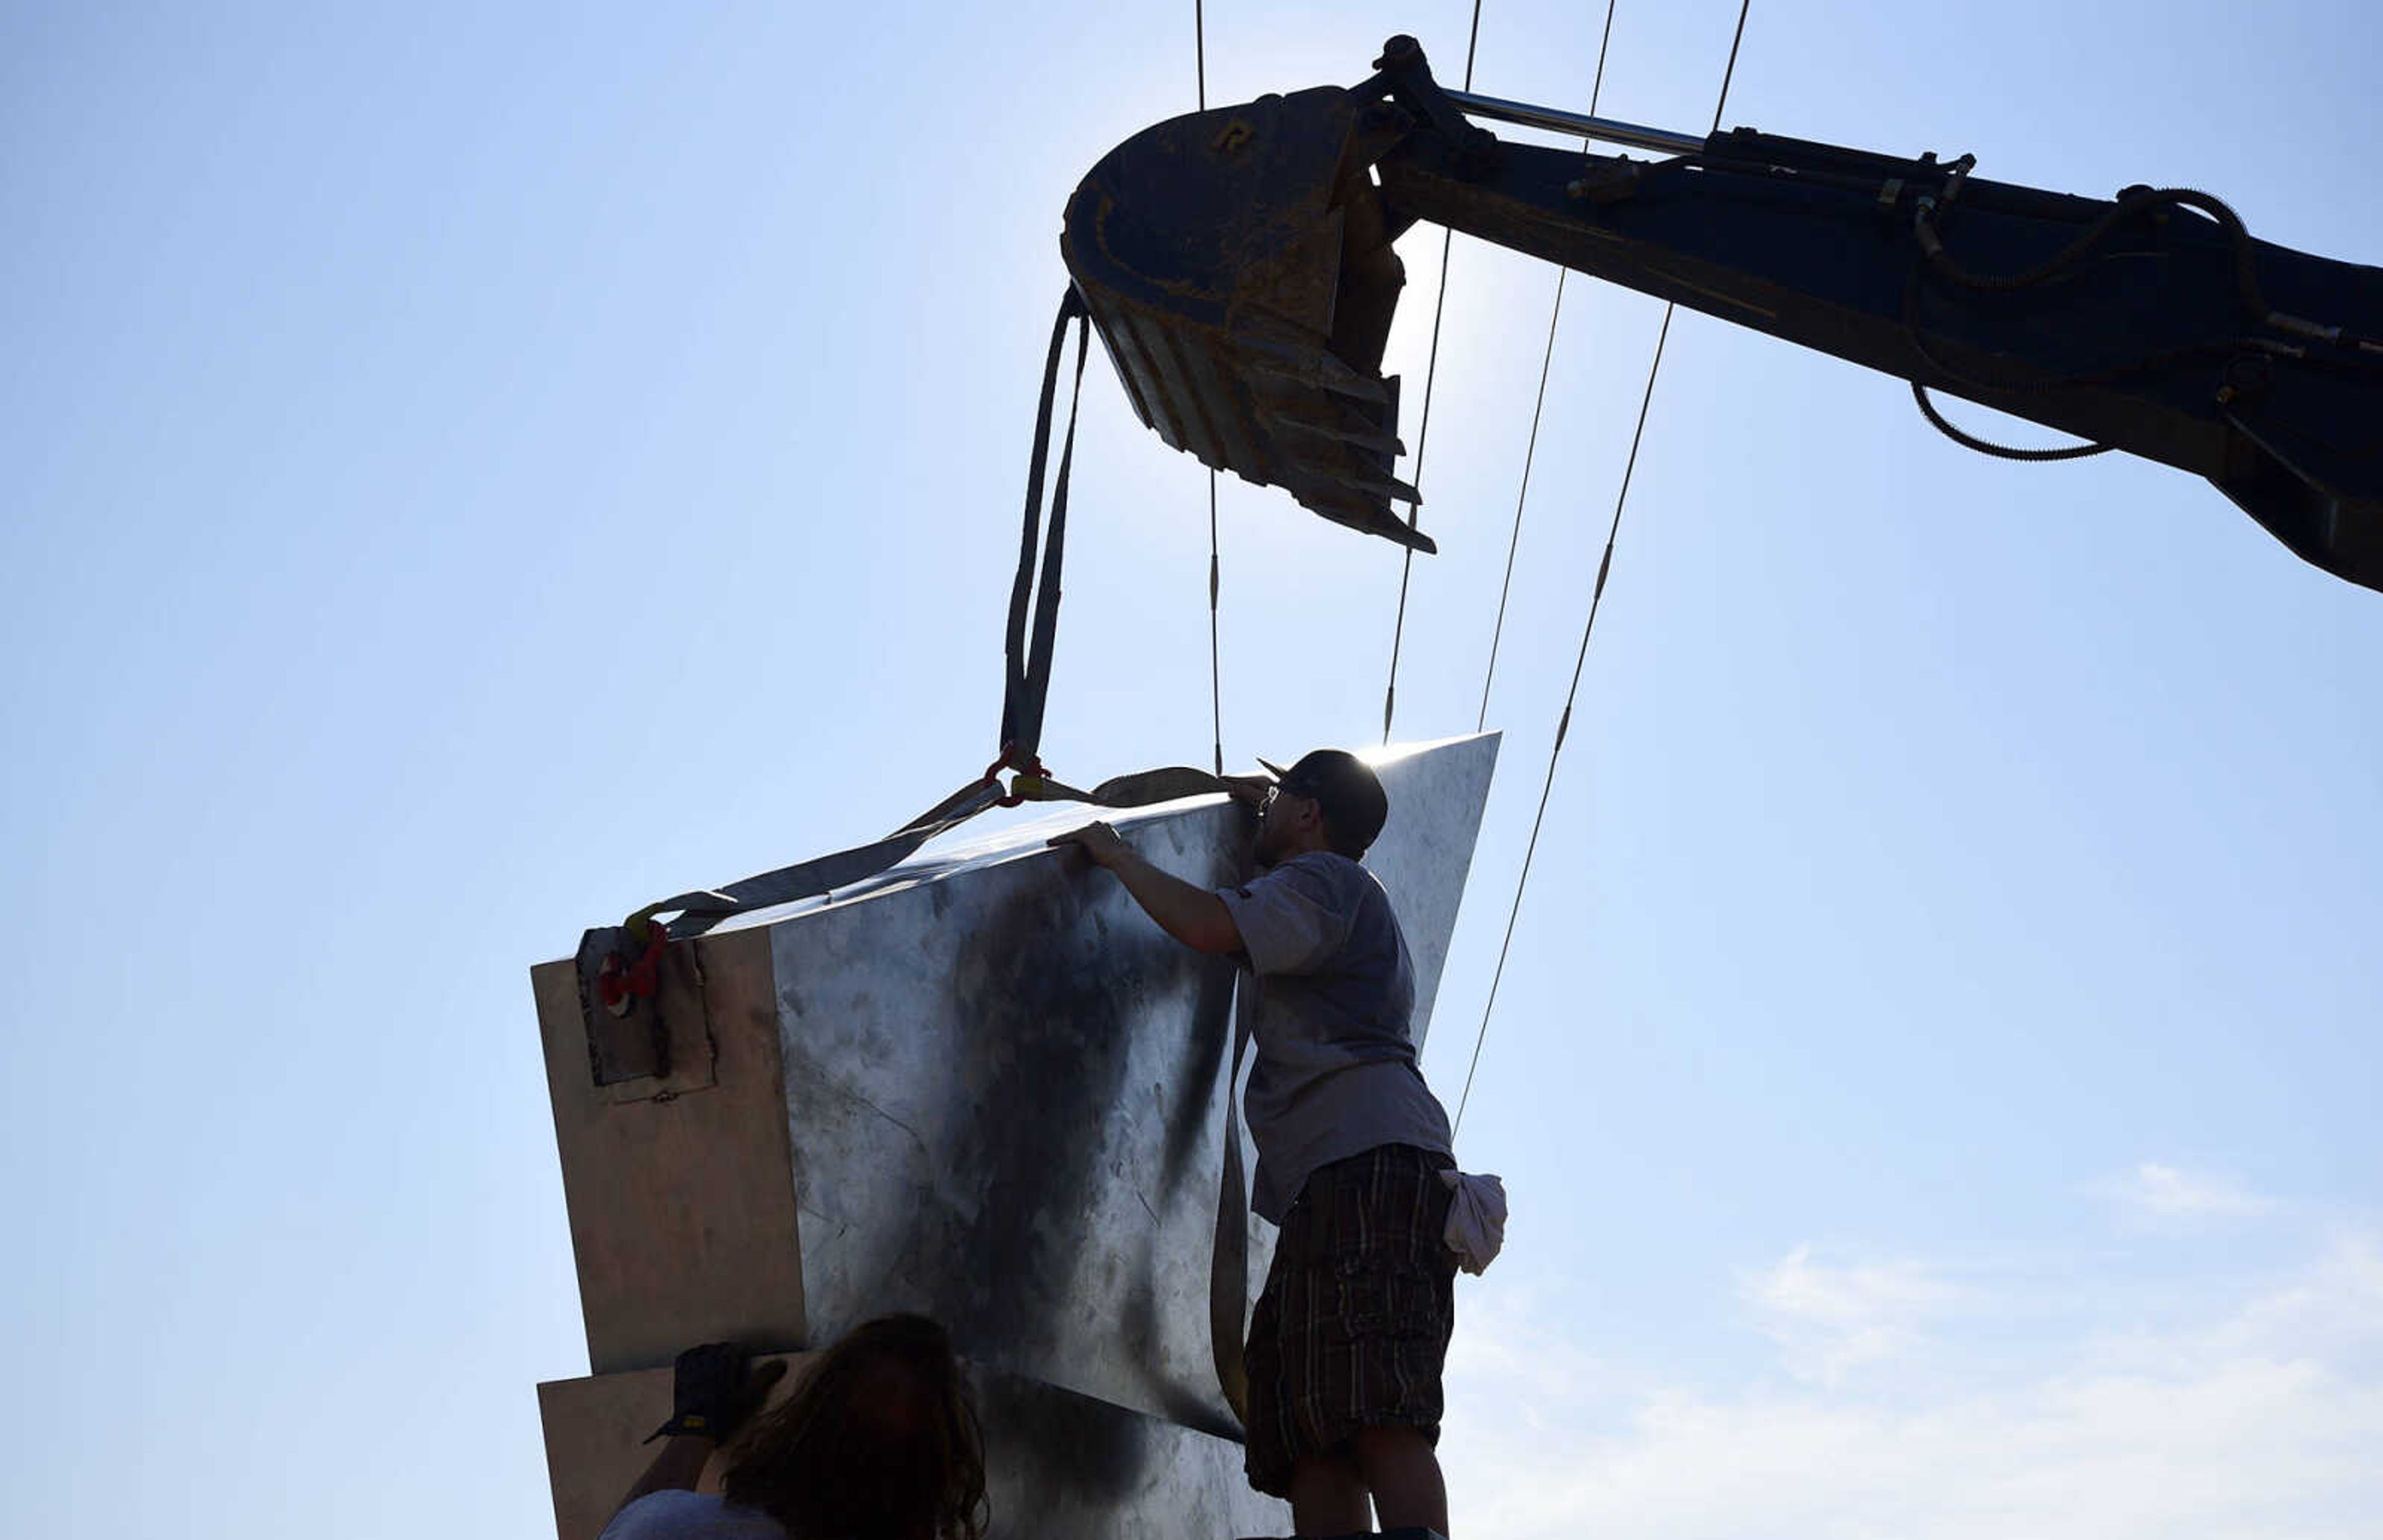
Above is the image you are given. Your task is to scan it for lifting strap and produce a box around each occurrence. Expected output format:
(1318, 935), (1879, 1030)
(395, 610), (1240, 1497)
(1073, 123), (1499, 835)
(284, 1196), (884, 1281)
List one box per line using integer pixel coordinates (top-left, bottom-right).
(573, 284), (1260, 1428)
(1003, 764), (1231, 808)
(999, 288), (1091, 769)
(583, 288), (1098, 958)
(1211, 996), (1254, 1425)
(616, 776), (1007, 941)
(611, 763), (1236, 945)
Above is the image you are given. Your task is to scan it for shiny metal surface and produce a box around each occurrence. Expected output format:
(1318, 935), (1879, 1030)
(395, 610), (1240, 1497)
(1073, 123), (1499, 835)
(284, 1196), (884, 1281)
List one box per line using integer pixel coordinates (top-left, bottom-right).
(759, 733), (1499, 1433)
(975, 1361), (1289, 1540)
(1443, 87), (1707, 157)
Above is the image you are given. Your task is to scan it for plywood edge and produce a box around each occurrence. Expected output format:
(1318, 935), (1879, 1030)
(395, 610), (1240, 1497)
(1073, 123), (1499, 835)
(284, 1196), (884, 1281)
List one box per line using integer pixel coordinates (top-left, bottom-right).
(531, 924), (806, 1372)
(537, 1353), (815, 1540)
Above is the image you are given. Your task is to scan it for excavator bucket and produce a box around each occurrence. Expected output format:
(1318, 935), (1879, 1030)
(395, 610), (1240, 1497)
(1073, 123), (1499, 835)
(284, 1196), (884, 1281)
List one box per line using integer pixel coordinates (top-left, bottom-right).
(1062, 87), (1432, 553)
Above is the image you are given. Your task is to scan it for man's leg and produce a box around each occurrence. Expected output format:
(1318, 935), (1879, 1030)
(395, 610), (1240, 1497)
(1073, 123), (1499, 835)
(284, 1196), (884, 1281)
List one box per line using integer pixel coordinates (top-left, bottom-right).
(1351, 1426), (1449, 1535)
(1289, 1450), (1371, 1538)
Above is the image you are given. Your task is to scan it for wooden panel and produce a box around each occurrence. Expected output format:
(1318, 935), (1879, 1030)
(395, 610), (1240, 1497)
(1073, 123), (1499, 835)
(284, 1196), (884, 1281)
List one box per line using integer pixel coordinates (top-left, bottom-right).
(532, 924), (806, 1372)
(537, 1354), (811, 1540)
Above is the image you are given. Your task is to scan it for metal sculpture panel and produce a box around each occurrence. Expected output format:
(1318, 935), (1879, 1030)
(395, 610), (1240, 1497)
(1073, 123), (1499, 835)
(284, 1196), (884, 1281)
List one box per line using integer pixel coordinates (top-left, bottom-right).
(756, 733), (1500, 1431)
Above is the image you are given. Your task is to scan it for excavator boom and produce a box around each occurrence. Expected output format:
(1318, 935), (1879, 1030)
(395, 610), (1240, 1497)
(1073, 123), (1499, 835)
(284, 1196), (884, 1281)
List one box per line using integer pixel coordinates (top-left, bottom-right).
(1061, 35), (2383, 593)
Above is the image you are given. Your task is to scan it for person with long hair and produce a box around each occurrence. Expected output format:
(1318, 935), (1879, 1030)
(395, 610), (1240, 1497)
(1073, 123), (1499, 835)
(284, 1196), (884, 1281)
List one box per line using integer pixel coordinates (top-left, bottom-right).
(601, 1315), (987, 1540)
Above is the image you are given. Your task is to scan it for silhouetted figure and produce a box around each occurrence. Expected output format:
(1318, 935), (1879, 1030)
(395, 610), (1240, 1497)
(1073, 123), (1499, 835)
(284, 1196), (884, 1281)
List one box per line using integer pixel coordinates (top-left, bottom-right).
(603, 1315), (987, 1540)
(1053, 750), (1475, 1538)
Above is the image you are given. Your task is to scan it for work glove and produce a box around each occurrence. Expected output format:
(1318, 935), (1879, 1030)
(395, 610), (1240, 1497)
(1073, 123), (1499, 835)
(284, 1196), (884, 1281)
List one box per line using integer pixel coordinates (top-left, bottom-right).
(644, 1342), (788, 1444)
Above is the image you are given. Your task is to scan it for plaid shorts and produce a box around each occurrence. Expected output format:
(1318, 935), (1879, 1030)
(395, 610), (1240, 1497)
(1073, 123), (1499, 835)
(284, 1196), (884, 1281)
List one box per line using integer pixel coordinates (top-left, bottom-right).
(1243, 1142), (1457, 1499)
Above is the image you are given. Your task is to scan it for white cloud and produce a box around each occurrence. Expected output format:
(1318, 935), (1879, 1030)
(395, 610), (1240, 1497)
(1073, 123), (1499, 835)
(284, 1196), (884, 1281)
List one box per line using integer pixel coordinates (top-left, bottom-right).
(2101, 1161), (2275, 1221)
(1442, 1232), (2383, 1540)
(1741, 1245), (1966, 1385)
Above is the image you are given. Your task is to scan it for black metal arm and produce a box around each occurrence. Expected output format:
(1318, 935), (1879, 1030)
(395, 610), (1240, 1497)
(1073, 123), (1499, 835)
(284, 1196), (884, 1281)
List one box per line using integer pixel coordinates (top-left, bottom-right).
(1360, 40), (2383, 592)
(1060, 36), (2383, 592)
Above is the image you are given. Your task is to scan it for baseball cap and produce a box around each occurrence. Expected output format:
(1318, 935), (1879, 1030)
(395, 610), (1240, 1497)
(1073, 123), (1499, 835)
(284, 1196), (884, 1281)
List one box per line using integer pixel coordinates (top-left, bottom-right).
(1255, 748), (1389, 858)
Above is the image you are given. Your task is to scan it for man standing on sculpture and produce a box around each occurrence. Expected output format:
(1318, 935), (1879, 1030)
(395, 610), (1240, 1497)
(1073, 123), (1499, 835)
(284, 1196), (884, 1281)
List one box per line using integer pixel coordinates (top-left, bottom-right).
(1051, 748), (1459, 1539)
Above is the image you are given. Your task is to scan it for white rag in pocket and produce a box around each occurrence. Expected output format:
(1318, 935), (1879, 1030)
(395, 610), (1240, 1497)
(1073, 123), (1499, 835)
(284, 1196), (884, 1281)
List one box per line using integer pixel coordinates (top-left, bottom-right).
(1439, 1169), (1507, 1275)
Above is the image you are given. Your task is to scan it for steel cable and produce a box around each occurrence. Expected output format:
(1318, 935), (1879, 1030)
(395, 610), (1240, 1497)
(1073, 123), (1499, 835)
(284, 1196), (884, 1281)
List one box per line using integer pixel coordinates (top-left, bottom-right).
(1453, 0), (1753, 1139)
(1196, 1), (1226, 774)
(1478, 0), (1619, 733)
(1381, 0), (1486, 744)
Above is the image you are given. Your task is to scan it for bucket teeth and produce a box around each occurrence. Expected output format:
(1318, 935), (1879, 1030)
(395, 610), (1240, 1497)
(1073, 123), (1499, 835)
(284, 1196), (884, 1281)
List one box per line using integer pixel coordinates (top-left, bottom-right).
(1239, 342), (1394, 405)
(1308, 493), (1437, 553)
(1062, 86), (1434, 555)
(1256, 406), (1407, 459)
(1296, 462), (1424, 506)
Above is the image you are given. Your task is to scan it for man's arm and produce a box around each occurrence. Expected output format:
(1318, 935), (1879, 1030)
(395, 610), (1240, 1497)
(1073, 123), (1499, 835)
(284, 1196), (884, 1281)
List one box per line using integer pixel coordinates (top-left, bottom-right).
(613, 1434), (716, 1515)
(1049, 821), (1244, 954)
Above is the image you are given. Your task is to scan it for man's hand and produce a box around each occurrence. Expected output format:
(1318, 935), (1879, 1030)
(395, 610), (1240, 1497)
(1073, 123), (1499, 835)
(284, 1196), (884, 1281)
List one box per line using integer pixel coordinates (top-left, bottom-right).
(1219, 772), (1275, 808)
(1048, 820), (1130, 869)
(1048, 818), (1243, 954)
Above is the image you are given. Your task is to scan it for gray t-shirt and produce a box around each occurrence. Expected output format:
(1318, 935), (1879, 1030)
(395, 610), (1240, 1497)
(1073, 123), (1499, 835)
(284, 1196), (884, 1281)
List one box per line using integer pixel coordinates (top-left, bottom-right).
(599, 1491), (786, 1540)
(1216, 850), (1453, 1222)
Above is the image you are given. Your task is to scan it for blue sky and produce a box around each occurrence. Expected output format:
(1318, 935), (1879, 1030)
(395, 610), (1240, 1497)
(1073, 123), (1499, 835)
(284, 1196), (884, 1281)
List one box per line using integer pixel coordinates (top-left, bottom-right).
(4, 3), (2377, 1536)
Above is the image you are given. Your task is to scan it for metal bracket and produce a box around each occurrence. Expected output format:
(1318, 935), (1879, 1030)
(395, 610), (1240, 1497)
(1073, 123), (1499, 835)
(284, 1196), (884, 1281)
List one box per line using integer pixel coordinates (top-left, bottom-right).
(1370, 35), (1504, 182)
(1567, 157), (1646, 206)
(573, 926), (720, 1102)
